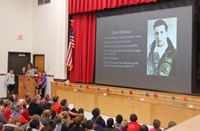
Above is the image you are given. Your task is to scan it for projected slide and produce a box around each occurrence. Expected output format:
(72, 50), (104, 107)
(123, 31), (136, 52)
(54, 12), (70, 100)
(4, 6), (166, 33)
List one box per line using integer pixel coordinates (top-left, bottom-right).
(95, 6), (193, 94)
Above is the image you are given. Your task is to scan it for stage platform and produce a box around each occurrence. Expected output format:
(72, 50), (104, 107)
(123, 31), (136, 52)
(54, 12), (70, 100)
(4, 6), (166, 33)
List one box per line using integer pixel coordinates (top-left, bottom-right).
(51, 82), (200, 127)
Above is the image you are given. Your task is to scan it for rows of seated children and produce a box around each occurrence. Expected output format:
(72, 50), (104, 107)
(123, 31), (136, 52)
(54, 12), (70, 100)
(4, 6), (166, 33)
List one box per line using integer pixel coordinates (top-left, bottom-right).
(0, 94), (176, 131)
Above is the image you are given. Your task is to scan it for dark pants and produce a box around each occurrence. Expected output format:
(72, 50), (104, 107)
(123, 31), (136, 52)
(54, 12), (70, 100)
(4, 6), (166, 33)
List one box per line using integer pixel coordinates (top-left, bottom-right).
(41, 86), (46, 98)
(7, 84), (15, 97)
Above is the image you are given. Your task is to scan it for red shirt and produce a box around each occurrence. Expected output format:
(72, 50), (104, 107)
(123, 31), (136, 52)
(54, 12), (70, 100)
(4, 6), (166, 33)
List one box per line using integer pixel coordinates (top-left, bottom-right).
(2, 107), (11, 122)
(51, 103), (62, 114)
(22, 109), (31, 121)
(18, 114), (29, 124)
(127, 122), (141, 131)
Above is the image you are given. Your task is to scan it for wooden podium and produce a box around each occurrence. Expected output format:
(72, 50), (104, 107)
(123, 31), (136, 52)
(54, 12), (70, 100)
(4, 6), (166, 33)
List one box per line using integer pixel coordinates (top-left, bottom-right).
(18, 75), (35, 99)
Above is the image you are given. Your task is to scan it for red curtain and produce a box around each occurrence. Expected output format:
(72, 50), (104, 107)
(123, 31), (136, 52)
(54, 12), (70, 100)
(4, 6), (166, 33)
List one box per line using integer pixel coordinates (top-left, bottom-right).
(69, 0), (157, 14)
(69, 13), (96, 83)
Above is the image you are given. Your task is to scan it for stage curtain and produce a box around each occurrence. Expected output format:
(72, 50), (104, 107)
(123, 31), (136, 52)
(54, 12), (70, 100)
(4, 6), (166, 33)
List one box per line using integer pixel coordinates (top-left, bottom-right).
(69, 0), (157, 14)
(69, 13), (96, 83)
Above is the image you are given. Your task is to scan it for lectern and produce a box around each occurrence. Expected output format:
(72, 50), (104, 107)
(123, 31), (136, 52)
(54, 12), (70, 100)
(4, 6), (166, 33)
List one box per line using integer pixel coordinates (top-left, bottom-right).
(18, 75), (35, 99)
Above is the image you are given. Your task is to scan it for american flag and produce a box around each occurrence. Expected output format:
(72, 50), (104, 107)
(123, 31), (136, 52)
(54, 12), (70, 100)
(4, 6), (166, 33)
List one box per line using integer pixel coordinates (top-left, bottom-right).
(66, 26), (75, 71)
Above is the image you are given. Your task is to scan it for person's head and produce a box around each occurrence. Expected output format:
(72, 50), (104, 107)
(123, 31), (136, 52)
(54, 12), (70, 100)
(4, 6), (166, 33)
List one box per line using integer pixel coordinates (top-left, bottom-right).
(9, 68), (14, 74)
(15, 105), (23, 113)
(3, 100), (11, 108)
(27, 63), (33, 69)
(31, 114), (40, 121)
(153, 19), (168, 47)
(51, 110), (56, 120)
(18, 99), (26, 109)
(9, 116), (21, 126)
(25, 97), (31, 105)
(92, 108), (100, 118)
(43, 94), (50, 103)
(60, 111), (69, 119)
(38, 71), (42, 76)
(32, 97), (39, 104)
(47, 120), (56, 129)
(116, 114), (123, 124)
(25, 93), (31, 99)
(121, 119), (128, 130)
(60, 99), (67, 106)
(140, 124), (149, 131)
(29, 119), (40, 129)
(36, 94), (41, 101)
(54, 114), (63, 124)
(107, 118), (114, 127)
(22, 66), (26, 73)
(78, 108), (84, 114)
(8, 94), (17, 104)
(42, 71), (46, 76)
(0, 99), (4, 106)
(41, 109), (51, 120)
(62, 105), (69, 111)
(96, 116), (103, 124)
(166, 121), (176, 129)
(52, 96), (59, 103)
(73, 115), (84, 127)
(153, 119), (161, 129)
(130, 113), (138, 122)
(34, 67), (38, 73)
(86, 120), (94, 130)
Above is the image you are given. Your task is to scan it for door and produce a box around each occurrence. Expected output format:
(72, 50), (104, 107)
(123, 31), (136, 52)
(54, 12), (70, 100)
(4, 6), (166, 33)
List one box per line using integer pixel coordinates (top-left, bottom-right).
(8, 52), (31, 94)
(33, 55), (45, 72)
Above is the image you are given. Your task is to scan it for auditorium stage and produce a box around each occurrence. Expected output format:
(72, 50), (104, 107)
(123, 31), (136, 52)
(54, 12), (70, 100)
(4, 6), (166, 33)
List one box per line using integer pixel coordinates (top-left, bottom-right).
(51, 82), (200, 127)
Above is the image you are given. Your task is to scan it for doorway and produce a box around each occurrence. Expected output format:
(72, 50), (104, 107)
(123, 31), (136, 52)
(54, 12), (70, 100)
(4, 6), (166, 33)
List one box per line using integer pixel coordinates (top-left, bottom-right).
(33, 55), (45, 72)
(8, 52), (31, 94)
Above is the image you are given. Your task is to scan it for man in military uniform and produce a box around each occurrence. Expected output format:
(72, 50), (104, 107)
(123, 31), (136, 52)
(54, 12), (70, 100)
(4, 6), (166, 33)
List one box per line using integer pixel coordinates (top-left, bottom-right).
(147, 19), (176, 76)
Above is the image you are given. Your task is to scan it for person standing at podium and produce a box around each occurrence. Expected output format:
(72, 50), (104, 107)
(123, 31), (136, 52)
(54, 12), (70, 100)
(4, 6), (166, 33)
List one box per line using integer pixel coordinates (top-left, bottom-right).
(26, 63), (34, 76)
(4, 68), (15, 97)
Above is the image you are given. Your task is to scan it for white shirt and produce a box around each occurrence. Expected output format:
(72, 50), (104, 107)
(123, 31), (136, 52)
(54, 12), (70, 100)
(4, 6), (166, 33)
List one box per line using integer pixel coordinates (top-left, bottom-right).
(4, 73), (15, 85)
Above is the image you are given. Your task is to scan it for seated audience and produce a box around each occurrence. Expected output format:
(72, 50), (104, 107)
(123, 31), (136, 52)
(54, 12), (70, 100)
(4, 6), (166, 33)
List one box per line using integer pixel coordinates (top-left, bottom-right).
(85, 120), (95, 131)
(54, 114), (68, 131)
(114, 114), (123, 130)
(18, 99), (31, 122)
(102, 118), (114, 131)
(3, 116), (20, 131)
(39, 96), (52, 111)
(26, 119), (40, 131)
(14, 105), (29, 125)
(120, 119), (128, 131)
(60, 111), (71, 127)
(31, 114), (44, 130)
(0, 109), (7, 124)
(150, 119), (161, 131)
(70, 115), (84, 131)
(91, 108), (106, 127)
(41, 109), (52, 126)
(60, 99), (78, 119)
(127, 113), (140, 131)
(51, 96), (62, 114)
(28, 97), (42, 116)
(2, 100), (11, 122)
(94, 116), (104, 131)
(47, 120), (56, 130)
